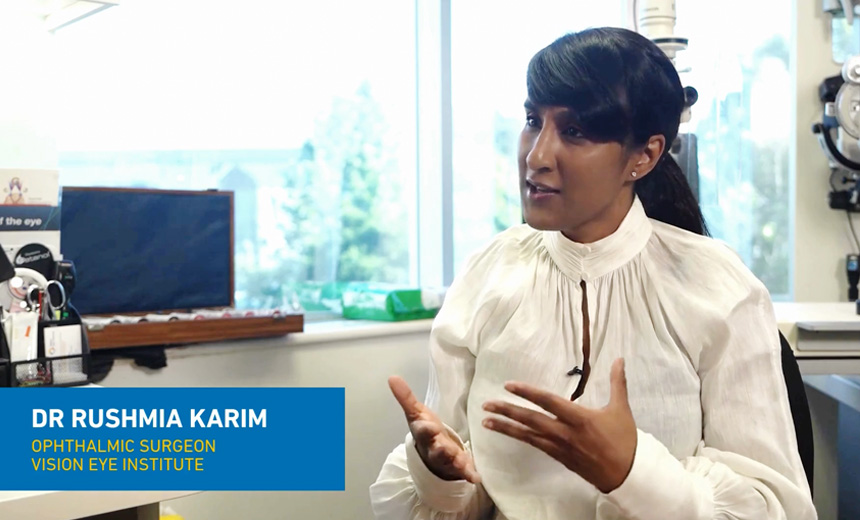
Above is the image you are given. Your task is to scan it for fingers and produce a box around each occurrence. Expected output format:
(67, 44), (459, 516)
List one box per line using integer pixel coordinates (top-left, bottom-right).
(609, 358), (629, 409)
(388, 376), (423, 422)
(452, 449), (482, 484)
(410, 418), (445, 444)
(420, 426), (482, 484)
(482, 416), (556, 457)
(388, 376), (480, 483)
(482, 400), (558, 435)
(503, 381), (587, 425)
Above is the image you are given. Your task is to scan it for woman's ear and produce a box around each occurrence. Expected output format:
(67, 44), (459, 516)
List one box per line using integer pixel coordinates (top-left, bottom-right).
(629, 135), (666, 180)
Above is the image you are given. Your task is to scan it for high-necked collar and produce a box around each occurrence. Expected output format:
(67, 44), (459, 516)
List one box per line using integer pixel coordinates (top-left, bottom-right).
(542, 196), (653, 283)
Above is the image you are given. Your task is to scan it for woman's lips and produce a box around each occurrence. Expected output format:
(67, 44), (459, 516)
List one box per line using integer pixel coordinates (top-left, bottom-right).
(526, 179), (560, 200)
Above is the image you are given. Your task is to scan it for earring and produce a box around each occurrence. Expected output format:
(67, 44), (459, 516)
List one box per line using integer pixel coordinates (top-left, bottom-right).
(632, 171), (638, 178)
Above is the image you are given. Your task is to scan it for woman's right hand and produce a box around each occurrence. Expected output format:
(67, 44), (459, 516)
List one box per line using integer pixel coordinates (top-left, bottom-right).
(388, 376), (481, 484)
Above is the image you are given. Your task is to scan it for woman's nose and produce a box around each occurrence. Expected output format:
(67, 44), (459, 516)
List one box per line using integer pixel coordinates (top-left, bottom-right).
(525, 129), (557, 173)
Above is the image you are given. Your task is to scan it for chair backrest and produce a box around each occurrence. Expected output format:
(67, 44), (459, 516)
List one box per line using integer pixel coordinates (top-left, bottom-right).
(778, 331), (814, 493)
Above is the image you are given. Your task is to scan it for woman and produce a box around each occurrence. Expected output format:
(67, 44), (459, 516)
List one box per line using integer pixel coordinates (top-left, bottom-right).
(370, 27), (816, 520)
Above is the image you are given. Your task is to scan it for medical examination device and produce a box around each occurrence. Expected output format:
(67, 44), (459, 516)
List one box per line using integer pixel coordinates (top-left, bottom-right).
(814, 1), (860, 301)
(812, 55), (860, 212)
(632, 0), (695, 119)
(631, 0), (700, 195)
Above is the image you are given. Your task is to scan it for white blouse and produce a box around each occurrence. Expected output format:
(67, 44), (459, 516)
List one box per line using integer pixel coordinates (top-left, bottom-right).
(369, 197), (816, 520)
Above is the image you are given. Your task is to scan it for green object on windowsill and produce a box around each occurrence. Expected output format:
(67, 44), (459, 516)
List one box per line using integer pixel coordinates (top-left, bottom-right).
(341, 283), (446, 322)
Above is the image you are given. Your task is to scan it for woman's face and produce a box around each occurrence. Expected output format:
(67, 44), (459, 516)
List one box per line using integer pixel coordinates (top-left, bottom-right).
(518, 101), (652, 242)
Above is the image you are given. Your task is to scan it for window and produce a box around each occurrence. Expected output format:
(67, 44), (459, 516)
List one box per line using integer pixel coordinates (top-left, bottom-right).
(450, 1), (626, 269)
(677, 0), (793, 298)
(53, 0), (794, 311)
(54, 0), (417, 311)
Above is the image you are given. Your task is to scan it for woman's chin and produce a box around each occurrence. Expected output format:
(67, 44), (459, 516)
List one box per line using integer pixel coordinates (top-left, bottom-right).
(523, 213), (561, 231)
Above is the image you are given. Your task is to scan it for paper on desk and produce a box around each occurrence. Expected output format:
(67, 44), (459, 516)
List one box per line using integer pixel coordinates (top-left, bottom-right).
(44, 324), (84, 382)
(9, 312), (38, 381)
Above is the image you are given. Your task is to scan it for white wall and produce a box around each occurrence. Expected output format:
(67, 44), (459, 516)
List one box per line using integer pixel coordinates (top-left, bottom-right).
(0, 2), (58, 169)
(793, 0), (857, 302)
(97, 330), (432, 520)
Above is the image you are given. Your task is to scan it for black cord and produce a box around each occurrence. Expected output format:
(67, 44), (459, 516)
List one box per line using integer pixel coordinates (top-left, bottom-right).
(848, 210), (860, 253)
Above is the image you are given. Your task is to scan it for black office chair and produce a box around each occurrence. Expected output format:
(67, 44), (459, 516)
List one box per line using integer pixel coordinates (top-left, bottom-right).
(779, 331), (814, 493)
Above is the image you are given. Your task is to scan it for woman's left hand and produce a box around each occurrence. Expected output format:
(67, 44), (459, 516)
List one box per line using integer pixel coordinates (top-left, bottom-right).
(481, 358), (637, 494)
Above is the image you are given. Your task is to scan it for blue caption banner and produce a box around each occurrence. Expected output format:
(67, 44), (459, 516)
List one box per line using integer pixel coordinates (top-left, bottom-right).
(0, 387), (344, 491)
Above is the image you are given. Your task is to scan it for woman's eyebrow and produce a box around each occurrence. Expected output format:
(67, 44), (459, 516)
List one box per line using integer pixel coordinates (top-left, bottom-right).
(554, 108), (581, 127)
(523, 101), (582, 126)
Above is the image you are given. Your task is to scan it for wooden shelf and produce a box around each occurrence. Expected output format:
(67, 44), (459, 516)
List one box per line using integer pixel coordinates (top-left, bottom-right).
(85, 314), (304, 350)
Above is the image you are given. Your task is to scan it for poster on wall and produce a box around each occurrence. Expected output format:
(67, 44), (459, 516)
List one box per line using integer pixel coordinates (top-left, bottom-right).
(0, 168), (61, 265)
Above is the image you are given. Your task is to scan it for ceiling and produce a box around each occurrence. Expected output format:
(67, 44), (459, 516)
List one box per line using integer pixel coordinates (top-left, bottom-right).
(27, 0), (81, 17)
(22, 0), (121, 32)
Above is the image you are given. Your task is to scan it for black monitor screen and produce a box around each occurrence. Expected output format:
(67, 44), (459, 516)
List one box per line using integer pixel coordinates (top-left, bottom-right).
(60, 188), (233, 315)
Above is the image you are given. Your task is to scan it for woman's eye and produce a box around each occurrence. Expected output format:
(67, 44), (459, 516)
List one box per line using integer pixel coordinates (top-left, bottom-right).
(525, 116), (538, 128)
(564, 127), (584, 138)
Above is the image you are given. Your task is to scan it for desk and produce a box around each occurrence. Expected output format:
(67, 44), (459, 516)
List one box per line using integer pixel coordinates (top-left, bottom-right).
(773, 303), (860, 520)
(775, 302), (860, 374)
(0, 490), (197, 519)
(802, 375), (860, 414)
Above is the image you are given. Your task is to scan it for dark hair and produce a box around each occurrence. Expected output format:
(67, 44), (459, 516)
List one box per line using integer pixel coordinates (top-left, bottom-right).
(526, 27), (708, 236)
